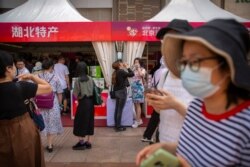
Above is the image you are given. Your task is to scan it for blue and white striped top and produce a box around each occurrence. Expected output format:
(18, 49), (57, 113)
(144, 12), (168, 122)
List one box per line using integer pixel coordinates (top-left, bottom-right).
(177, 98), (250, 167)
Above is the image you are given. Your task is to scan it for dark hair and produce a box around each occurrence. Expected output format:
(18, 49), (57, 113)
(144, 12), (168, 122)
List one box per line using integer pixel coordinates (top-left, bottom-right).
(111, 60), (121, 85)
(16, 58), (25, 63)
(57, 55), (65, 62)
(76, 62), (89, 82)
(134, 57), (145, 68)
(217, 56), (250, 108)
(0, 51), (14, 78)
(42, 59), (54, 70)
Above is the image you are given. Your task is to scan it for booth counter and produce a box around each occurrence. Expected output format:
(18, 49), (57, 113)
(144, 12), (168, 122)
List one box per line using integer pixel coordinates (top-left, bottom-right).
(71, 90), (154, 121)
(71, 90), (108, 119)
(70, 76), (154, 126)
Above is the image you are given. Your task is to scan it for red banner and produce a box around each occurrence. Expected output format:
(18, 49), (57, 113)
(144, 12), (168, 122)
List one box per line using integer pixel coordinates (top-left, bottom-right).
(0, 22), (249, 42)
(0, 22), (111, 42)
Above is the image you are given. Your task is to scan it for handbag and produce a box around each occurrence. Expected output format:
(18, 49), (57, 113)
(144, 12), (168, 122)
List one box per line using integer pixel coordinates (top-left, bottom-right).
(16, 82), (45, 131)
(35, 74), (55, 109)
(35, 92), (55, 109)
(25, 99), (45, 131)
(93, 82), (103, 105)
(110, 85), (115, 99)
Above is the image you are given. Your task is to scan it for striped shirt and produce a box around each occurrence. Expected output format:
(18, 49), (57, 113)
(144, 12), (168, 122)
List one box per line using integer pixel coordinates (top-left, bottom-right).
(177, 99), (250, 167)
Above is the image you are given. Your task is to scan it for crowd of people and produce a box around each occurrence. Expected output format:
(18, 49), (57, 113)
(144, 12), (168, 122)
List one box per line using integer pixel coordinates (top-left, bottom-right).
(110, 18), (250, 167)
(0, 18), (249, 167)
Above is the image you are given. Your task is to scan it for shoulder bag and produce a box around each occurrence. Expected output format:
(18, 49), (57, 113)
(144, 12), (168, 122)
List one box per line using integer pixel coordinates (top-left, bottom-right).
(35, 74), (55, 109)
(110, 85), (115, 99)
(93, 81), (103, 105)
(16, 82), (45, 131)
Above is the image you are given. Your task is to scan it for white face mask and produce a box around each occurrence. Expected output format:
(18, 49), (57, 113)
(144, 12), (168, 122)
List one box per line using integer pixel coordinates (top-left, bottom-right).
(180, 64), (223, 99)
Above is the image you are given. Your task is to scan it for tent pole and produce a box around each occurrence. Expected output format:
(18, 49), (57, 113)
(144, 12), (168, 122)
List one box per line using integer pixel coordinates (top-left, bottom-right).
(221, 0), (225, 9)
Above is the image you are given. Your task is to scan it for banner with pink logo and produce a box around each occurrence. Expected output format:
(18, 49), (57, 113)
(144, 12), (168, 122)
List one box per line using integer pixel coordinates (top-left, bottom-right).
(0, 22), (249, 42)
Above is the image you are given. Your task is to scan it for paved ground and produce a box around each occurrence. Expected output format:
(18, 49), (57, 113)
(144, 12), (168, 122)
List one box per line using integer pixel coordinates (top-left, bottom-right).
(42, 127), (149, 167)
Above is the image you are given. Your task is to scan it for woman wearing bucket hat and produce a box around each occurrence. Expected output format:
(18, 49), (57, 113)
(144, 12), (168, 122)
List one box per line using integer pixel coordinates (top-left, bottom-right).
(136, 19), (250, 167)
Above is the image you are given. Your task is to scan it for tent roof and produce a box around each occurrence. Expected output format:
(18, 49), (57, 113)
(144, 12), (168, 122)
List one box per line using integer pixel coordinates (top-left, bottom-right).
(0, 0), (90, 22)
(148, 0), (248, 22)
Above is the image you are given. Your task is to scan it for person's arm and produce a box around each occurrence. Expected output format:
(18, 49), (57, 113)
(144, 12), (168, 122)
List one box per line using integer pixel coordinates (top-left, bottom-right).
(146, 90), (188, 116)
(64, 66), (70, 90)
(123, 63), (134, 77)
(18, 73), (52, 95)
(138, 67), (146, 78)
(73, 80), (80, 97)
(55, 76), (64, 104)
(57, 93), (63, 104)
(65, 74), (70, 90)
(136, 142), (178, 166)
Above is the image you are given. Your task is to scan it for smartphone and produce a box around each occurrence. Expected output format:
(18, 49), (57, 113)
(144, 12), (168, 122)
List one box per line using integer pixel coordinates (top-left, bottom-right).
(144, 88), (163, 96)
(140, 148), (180, 167)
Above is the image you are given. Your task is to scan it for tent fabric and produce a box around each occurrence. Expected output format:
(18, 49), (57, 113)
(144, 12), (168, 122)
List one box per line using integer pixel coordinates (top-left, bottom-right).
(128, 0), (249, 69)
(92, 42), (114, 85)
(0, 0), (113, 85)
(148, 0), (248, 22)
(0, 0), (90, 22)
(124, 42), (146, 66)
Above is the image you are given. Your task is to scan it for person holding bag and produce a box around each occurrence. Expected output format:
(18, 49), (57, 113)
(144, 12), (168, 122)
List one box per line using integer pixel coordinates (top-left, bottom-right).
(72, 62), (95, 150)
(0, 51), (52, 167)
(112, 60), (134, 132)
(38, 59), (64, 153)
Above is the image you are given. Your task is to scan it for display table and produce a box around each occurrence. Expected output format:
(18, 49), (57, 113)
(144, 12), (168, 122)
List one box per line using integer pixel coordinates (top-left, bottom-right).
(106, 98), (134, 126)
(71, 89), (152, 122)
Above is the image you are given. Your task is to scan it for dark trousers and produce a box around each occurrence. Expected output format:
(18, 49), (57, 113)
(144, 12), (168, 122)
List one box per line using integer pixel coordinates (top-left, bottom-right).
(114, 88), (127, 128)
(143, 110), (160, 140)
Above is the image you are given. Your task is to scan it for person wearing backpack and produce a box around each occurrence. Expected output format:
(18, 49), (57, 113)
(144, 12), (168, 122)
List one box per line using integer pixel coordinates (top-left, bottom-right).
(38, 59), (64, 153)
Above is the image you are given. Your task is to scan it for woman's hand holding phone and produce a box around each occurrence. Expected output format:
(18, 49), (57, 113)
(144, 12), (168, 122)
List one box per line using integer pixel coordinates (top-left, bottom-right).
(136, 143), (191, 167)
(136, 143), (167, 166)
(145, 89), (180, 112)
(144, 88), (163, 96)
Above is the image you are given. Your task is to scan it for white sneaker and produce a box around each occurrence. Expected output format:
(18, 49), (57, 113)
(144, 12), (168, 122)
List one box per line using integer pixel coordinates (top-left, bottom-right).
(132, 120), (143, 128)
(141, 137), (154, 143)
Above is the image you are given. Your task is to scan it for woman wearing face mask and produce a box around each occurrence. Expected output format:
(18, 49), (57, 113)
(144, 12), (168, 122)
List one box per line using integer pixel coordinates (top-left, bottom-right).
(136, 19), (250, 167)
(0, 51), (52, 167)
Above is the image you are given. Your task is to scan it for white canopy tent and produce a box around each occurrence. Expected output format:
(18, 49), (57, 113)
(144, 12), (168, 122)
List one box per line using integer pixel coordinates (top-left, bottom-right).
(125, 0), (249, 66)
(0, 0), (114, 85)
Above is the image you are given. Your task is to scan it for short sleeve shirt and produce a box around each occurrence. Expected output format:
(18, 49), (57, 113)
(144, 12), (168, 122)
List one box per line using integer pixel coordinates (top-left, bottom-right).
(54, 63), (70, 89)
(0, 81), (37, 120)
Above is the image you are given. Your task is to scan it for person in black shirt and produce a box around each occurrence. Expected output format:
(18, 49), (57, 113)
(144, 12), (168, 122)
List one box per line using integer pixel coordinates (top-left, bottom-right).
(112, 60), (134, 132)
(0, 51), (52, 167)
